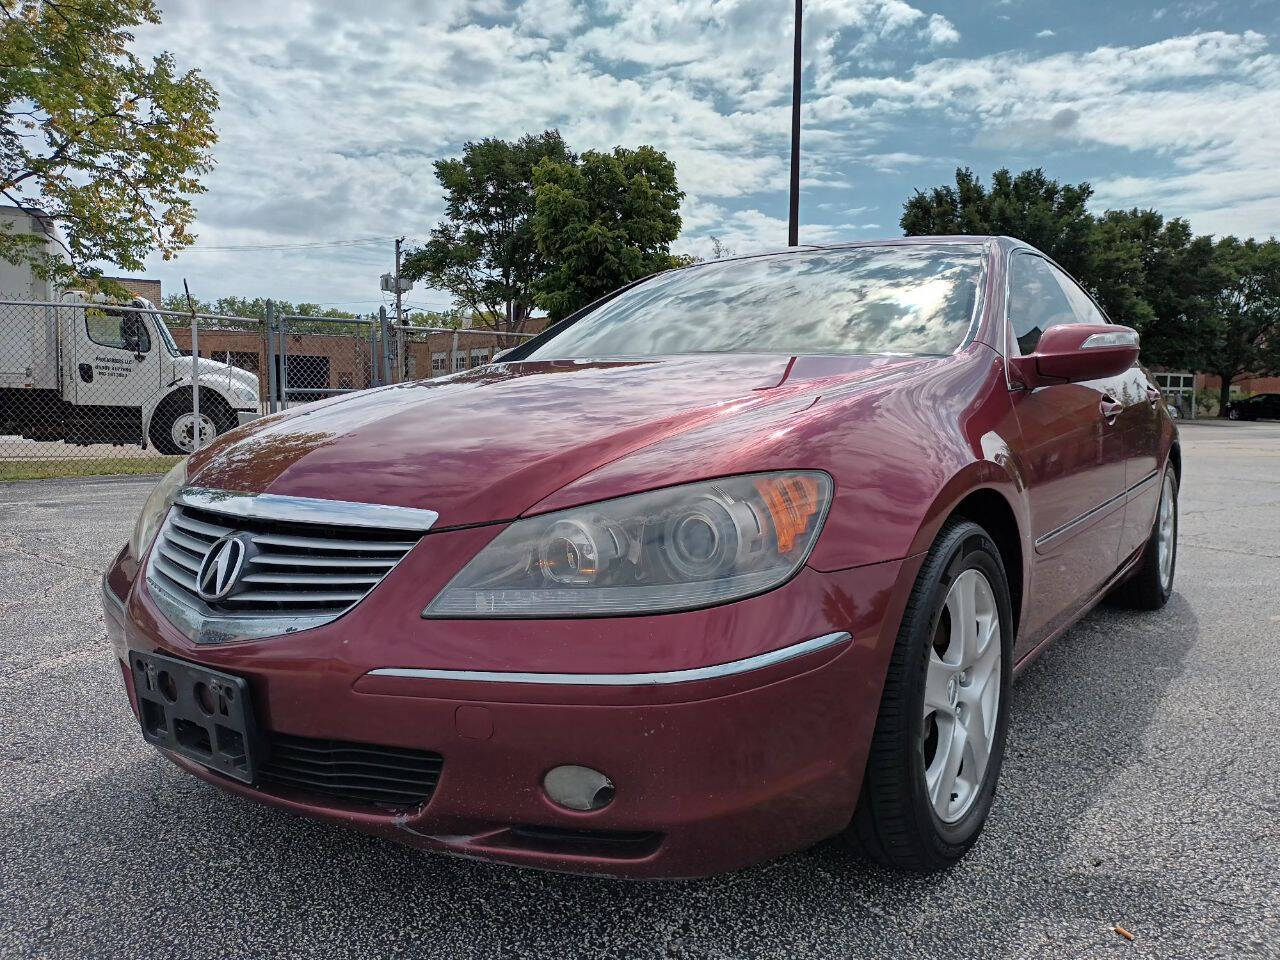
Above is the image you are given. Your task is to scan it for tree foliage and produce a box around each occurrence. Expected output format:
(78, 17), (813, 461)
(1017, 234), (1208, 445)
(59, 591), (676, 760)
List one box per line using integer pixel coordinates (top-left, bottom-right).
(532, 145), (685, 321)
(1201, 238), (1280, 411)
(401, 130), (569, 334)
(0, 0), (218, 285)
(901, 167), (1097, 281)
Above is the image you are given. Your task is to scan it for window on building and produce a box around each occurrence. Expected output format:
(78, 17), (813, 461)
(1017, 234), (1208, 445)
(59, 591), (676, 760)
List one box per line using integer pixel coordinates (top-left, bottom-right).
(453, 353), (467, 371)
(432, 356), (446, 373)
(228, 351), (260, 374)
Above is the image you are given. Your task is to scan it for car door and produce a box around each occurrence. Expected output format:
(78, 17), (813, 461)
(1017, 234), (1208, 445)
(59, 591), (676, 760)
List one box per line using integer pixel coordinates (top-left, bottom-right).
(74, 304), (163, 409)
(1048, 263), (1163, 563)
(1005, 252), (1127, 653)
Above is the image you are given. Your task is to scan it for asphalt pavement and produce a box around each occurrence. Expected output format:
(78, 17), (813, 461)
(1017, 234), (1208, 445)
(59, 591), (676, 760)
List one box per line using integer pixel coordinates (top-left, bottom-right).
(2, 421), (1278, 959)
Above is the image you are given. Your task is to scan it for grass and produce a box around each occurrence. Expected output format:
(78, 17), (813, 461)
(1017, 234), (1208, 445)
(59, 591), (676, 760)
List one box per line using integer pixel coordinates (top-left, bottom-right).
(0, 456), (182, 482)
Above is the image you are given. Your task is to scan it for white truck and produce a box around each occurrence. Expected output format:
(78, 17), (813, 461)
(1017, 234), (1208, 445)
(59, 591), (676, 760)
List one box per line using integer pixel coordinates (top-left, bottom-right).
(1, 206), (259, 454)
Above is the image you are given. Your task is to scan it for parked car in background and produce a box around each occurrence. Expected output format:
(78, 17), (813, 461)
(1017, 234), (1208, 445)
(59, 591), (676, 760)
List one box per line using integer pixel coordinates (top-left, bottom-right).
(1225, 392), (1280, 421)
(104, 236), (1179, 878)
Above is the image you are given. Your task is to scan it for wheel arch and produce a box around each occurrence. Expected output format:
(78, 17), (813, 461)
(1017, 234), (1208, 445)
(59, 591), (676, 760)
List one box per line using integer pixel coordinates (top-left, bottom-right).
(906, 462), (1029, 640)
(1168, 440), (1182, 484)
(143, 384), (236, 440)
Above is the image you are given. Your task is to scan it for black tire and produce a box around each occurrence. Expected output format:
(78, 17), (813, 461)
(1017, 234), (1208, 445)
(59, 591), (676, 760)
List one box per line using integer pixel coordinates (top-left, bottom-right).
(148, 388), (235, 455)
(847, 519), (1014, 871)
(1109, 467), (1178, 610)
(1227, 408), (1240, 421)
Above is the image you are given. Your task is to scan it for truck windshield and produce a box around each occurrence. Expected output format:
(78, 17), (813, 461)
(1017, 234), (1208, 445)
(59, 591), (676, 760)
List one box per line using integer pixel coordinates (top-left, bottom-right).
(152, 313), (181, 356)
(525, 243), (985, 360)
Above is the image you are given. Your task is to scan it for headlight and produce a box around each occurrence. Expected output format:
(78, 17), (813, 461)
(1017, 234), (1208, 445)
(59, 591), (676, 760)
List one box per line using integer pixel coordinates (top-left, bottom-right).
(425, 471), (832, 618)
(128, 458), (188, 560)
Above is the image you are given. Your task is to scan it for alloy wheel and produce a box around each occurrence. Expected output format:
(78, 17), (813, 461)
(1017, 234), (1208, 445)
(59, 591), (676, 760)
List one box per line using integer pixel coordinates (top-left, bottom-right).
(171, 412), (217, 453)
(922, 568), (1002, 823)
(1156, 472), (1176, 592)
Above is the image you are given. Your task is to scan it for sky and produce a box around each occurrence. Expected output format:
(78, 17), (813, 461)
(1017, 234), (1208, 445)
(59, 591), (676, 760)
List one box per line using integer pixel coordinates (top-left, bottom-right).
(128, 0), (1280, 311)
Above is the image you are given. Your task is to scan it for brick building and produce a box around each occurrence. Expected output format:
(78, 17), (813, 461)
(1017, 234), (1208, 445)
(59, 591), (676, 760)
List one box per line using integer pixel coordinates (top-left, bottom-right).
(165, 319), (548, 398)
(103, 275), (162, 304)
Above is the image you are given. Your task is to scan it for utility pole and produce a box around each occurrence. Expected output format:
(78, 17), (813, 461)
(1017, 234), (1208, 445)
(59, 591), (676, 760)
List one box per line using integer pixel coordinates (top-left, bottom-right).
(394, 236), (404, 326)
(788, 0), (803, 247)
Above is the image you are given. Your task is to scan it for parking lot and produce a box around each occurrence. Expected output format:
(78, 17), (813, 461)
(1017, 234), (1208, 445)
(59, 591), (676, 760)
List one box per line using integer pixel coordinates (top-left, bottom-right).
(2, 421), (1278, 959)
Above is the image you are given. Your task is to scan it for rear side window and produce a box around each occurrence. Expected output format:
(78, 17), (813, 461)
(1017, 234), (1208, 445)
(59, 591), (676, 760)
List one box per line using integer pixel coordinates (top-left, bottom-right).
(1006, 253), (1077, 355)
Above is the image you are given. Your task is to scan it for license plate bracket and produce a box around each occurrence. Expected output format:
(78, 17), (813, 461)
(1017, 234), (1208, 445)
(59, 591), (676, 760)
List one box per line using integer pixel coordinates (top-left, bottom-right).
(128, 650), (260, 784)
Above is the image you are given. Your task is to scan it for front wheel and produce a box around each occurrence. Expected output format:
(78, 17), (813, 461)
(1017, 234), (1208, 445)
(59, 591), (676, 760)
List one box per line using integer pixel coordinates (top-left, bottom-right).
(847, 519), (1013, 870)
(1228, 408), (1241, 421)
(149, 390), (234, 455)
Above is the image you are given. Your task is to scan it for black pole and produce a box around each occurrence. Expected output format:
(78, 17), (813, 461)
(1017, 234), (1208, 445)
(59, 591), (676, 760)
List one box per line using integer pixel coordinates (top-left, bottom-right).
(788, 0), (803, 246)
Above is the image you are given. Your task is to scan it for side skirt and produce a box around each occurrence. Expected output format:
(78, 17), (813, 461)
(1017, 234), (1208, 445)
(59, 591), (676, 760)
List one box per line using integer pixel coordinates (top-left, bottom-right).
(1011, 545), (1145, 678)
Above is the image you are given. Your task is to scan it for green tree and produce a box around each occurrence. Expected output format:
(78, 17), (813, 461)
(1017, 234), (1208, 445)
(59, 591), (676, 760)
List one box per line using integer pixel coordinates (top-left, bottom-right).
(900, 168), (1227, 371)
(160, 294), (370, 336)
(1090, 209), (1218, 370)
(401, 130), (569, 334)
(901, 167), (1097, 281)
(1, 0), (218, 286)
(532, 145), (685, 321)
(1201, 237), (1280, 415)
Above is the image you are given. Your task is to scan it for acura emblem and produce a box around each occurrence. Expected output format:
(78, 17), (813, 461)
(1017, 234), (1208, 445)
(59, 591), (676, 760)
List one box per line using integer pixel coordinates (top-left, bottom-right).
(197, 534), (248, 602)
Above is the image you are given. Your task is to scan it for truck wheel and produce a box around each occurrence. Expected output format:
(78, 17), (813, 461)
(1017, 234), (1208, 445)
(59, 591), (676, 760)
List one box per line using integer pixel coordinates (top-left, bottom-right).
(149, 390), (234, 455)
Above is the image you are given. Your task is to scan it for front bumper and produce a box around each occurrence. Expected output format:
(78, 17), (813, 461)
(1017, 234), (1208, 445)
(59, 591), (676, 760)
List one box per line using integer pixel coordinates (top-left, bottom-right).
(103, 543), (915, 879)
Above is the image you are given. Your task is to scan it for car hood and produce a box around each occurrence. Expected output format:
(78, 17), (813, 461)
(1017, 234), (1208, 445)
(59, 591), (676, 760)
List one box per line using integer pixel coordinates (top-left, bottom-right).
(188, 353), (932, 527)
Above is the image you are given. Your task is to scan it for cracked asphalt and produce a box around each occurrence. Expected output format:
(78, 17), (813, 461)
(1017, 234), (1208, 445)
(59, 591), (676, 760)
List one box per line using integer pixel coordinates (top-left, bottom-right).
(2, 421), (1278, 959)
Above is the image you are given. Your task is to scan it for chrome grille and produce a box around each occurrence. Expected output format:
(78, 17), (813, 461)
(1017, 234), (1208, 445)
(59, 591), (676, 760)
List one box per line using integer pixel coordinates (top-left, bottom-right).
(145, 488), (436, 642)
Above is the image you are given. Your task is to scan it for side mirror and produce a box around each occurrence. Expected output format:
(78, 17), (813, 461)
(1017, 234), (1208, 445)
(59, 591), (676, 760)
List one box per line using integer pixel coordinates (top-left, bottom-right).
(1008, 323), (1139, 389)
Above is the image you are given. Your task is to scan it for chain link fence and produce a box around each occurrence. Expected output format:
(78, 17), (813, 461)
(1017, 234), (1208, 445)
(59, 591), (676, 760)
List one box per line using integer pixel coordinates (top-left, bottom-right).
(1, 297), (537, 480)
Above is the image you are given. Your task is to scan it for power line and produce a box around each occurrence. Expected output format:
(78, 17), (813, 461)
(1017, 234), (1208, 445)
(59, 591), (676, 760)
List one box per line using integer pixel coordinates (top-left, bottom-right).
(180, 236), (399, 253)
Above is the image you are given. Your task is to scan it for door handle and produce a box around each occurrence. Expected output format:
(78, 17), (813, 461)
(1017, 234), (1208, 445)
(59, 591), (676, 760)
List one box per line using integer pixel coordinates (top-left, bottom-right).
(1100, 396), (1124, 421)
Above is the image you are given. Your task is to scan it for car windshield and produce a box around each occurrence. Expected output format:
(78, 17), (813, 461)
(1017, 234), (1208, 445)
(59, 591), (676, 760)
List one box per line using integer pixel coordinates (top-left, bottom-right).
(526, 244), (985, 360)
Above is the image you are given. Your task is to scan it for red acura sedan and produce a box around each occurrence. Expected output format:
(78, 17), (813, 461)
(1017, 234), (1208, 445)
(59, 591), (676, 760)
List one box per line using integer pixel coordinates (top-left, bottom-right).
(103, 236), (1178, 878)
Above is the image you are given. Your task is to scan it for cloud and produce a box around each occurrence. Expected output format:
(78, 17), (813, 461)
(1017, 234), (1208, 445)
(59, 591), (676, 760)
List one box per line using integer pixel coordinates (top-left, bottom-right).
(923, 14), (960, 46)
(116, 5), (1280, 305)
(826, 30), (1280, 236)
(1036, 28), (1056, 38)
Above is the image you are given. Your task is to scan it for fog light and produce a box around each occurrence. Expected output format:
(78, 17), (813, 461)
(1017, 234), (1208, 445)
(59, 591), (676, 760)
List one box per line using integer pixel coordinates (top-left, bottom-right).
(543, 765), (615, 811)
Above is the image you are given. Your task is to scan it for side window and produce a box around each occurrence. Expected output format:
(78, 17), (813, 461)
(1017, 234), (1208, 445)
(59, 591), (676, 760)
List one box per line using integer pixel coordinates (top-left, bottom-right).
(85, 308), (152, 353)
(1048, 263), (1109, 326)
(1006, 253), (1077, 355)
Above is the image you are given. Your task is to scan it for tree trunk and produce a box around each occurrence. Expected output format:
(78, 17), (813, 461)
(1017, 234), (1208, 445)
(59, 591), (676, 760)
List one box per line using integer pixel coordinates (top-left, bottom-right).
(1218, 375), (1234, 417)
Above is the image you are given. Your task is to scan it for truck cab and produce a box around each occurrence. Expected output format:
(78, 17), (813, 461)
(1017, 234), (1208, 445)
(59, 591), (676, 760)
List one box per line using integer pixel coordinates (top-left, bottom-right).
(2, 204), (259, 453)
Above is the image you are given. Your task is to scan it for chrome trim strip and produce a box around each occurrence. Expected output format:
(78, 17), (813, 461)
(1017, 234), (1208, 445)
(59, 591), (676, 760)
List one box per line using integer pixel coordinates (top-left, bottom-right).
(1035, 488), (1126, 550)
(366, 631), (852, 686)
(176, 487), (439, 532)
(101, 572), (127, 616)
(1034, 469), (1161, 551)
(1126, 468), (1159, 495)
